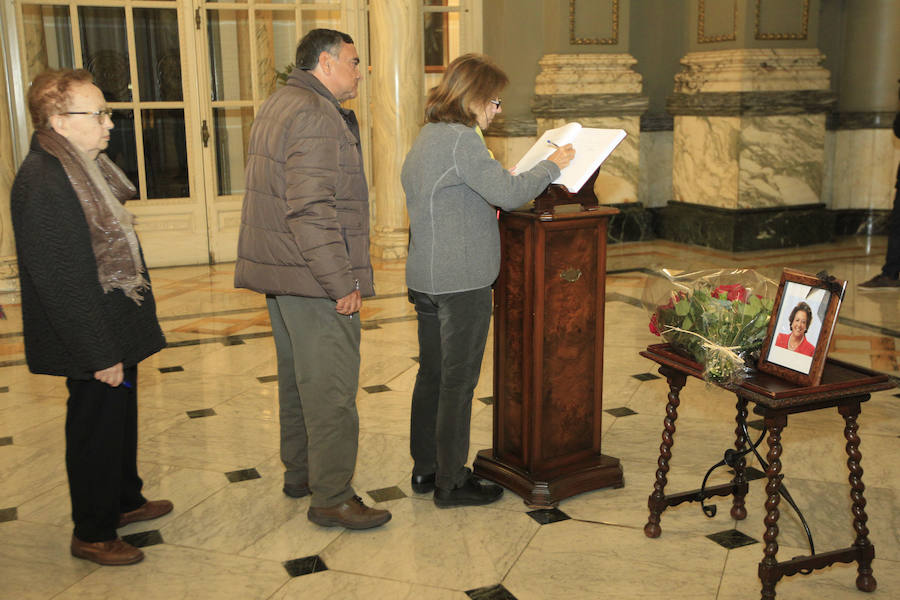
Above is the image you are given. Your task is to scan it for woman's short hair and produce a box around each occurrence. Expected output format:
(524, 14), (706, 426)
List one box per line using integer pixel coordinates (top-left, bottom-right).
(296, 29), (354, 71)
(788, 301), (813, 333)
(425, 53), (508, 127)
(27, 69), (94, 130)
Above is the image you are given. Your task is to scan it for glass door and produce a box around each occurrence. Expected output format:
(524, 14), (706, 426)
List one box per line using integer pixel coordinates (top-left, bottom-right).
(15, 0), (209, 266)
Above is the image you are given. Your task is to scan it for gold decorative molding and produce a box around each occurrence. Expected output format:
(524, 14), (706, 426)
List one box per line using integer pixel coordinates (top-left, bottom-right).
(755, 0), (809, 40)
(698, 0), (737, 44)
(569, 0), (619, 45)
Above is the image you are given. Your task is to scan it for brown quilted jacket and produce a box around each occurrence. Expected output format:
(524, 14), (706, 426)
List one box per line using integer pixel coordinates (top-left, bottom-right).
(234, 68), (373, 299)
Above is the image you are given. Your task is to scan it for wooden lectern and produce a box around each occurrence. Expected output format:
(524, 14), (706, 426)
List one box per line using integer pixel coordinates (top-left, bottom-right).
(473, 170), (624, 506)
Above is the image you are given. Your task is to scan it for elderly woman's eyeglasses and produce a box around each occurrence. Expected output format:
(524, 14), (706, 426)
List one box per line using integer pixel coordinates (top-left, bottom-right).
(64, 108), (114, 123)
(489, 99), (502, 108)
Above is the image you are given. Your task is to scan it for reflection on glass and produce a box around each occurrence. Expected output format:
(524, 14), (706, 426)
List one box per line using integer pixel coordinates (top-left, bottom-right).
(208, 10), (251, 101)
(79, 6), (131, 102)
(298, 11), (341, 38)
(256, 11), (297, 99)
(106, 110), (140, 196)
(142, 109), (190, 199)
(134, 8), (183, 102)
(21, 5), (74, 82)
(213, 107), (253, 196)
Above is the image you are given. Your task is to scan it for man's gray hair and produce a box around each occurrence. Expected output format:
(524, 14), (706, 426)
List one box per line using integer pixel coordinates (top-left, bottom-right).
(296, 29), (354, 71)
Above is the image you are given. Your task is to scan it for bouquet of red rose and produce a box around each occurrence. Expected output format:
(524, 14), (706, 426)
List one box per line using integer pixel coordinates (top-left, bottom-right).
(643, 269), (775, 384)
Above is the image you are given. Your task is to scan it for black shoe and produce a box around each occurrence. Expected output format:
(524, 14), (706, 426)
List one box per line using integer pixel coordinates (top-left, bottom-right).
(411, 473), (436, 494)
(434, 476), (503, 508)
(283, 483), (310, 498)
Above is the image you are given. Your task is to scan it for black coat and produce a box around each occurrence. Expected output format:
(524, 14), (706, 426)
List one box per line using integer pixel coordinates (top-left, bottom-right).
(11, 134), (166, 379)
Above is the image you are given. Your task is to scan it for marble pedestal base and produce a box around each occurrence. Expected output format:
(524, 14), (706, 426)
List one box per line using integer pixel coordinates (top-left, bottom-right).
(656, 201), (834, 252)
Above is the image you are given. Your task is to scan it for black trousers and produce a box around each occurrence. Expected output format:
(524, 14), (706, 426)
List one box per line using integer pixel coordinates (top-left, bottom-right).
(409, 286), (493, 490)
(882, 179), (900, 278)
(65, 365), (145, 542)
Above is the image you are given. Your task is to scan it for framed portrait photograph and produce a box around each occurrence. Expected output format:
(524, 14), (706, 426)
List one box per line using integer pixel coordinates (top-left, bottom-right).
(757, 268), (846, 386)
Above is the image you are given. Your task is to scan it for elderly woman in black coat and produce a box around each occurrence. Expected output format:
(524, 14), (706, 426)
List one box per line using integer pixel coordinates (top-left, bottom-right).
(11, 69), (171, 566)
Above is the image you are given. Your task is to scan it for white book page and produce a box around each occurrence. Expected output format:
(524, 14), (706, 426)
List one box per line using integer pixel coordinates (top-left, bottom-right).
(512, 122), (582, 175)
(555, 128), (626, 193)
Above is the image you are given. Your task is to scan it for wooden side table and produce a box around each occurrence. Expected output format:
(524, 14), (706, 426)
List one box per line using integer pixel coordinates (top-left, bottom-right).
(640, 343), (894, 600)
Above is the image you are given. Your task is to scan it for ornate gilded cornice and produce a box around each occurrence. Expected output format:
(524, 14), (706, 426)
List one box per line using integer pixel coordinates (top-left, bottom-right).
(569, 0), (619, 45)
(754, 0), (809, 41)
(698, 0), (737, 44)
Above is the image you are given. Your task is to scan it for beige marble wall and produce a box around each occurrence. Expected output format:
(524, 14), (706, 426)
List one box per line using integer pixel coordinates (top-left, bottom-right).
(368, 0), (423, 259)
(831, 129), (900, 211)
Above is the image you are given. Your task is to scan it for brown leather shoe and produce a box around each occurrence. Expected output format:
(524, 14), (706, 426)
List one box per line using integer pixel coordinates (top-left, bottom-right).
(118, 499), (174, 527)
(307, 495), (391, 530)
(71, 536), (144, 566)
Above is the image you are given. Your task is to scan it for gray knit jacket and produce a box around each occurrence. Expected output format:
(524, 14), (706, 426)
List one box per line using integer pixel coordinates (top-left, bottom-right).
(402, 122), (560, 294)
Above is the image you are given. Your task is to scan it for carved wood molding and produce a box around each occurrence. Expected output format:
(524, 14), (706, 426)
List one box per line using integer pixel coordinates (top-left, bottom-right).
(698, 0), (737, 44)
(755, 0), (809, 40)
(569, 0), (619, 45)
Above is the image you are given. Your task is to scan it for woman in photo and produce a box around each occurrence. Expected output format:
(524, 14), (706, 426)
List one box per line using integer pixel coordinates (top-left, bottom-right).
(775, 301), (816, 356)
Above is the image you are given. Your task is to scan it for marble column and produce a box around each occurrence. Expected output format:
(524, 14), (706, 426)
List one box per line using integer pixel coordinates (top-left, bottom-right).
(830, 0), (900, 235)
(526, 52), (652, 243)
(368, 0), (423, 259)
(664, 48), (835, 250)
(1, 67), (19, 296)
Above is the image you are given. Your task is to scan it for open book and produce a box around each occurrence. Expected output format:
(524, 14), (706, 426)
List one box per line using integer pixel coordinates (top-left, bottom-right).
(513, 123), (626, 193)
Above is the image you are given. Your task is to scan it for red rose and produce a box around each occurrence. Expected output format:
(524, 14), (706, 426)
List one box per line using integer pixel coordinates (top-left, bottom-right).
(714, 284), (748, 303)
(649, 312), (661, 336)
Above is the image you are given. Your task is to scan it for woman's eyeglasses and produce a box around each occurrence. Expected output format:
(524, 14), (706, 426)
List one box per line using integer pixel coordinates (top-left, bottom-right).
(489, 99), (502, 108)
(64, 108), (114, 123)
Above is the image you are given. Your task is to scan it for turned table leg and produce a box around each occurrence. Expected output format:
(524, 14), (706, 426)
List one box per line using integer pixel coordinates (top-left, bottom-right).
(644, 367), (687, 538)
(840, 402), (877, 593)
(730, 396), (749, 520)
(758, 416), (786, 600)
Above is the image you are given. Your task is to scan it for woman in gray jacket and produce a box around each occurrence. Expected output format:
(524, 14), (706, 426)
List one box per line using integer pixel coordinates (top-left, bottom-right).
(401, 54), (574, 507)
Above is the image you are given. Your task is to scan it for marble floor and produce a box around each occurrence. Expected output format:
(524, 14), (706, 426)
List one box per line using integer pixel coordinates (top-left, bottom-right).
(0, 237), (898, 600)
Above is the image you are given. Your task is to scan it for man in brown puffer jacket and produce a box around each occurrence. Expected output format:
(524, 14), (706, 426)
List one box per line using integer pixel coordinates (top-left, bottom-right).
(235, 29), (389, 530)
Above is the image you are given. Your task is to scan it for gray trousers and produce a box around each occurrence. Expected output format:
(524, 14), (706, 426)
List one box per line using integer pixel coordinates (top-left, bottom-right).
(408, 286), (493, 490)
(267, 295), (360, 508)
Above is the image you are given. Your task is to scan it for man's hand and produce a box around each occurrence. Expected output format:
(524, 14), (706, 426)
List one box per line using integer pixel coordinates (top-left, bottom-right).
(94, 362), (124, 387)
(335, 289), (361, 315)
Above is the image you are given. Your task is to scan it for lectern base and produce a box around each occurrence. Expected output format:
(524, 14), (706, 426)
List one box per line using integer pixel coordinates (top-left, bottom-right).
(473, 449), (624, 508)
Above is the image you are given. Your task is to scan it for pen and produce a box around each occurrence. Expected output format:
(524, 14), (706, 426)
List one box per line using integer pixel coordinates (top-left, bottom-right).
(546, 140), (560, 148)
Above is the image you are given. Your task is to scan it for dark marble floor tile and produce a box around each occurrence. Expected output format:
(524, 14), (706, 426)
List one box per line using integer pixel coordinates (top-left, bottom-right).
(605, 406), (638, 417)
(0, 507), (17, 522)
(0, 386), (8, 393)
(158, 366), (184, 373)
(257, 375), (279, 383)
(367, 486), (406, 503)
(526, 508), (570, 525)
(363, 384), (391, 394)
(412, 356), (419, 363)
(0, 436), (12, 446)
(632, 372), (661, 381)
(466, 584), (518, 600)
(283, 555), (328, 577)
(186, 408), (216, 419)
(707, 528), (758, 549)
(225, 468), (261, 483)
(222, 337), (245, 346)
(478, 396), (493, 405)
(361, 322), (381, 330)
(122, 530), (164, 547)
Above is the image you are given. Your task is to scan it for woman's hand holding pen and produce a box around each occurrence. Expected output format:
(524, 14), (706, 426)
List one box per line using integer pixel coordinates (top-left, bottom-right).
(547, 142), (575, 170)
